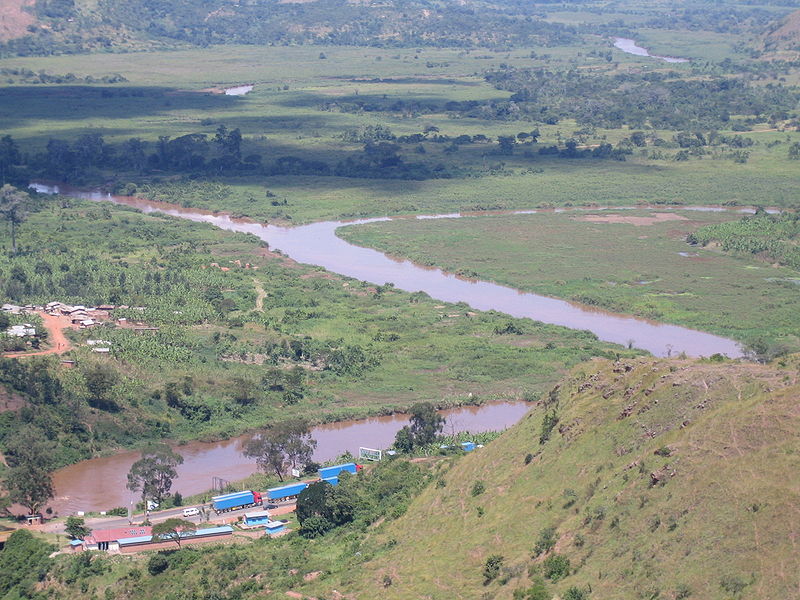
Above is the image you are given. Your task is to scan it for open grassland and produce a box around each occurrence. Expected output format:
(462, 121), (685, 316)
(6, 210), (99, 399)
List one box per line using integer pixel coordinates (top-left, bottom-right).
(340, 209), (800, 353)
(0, 195), (634, 464)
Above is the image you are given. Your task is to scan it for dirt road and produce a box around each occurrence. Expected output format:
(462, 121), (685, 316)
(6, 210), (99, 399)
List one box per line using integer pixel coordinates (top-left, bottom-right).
(3, 311), (73, 359)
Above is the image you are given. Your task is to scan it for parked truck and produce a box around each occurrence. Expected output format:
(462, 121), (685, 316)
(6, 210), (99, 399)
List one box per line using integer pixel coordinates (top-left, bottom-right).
(264, 463), (363, 504)
(266, 481), (309, 502)
(211, 490), (262, 513)
(318, 462), (361, 479)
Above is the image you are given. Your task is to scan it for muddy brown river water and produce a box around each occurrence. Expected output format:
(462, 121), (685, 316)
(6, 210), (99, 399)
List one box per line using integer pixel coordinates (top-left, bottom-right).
(51, 402), (529, 514)
(30, 182), (747, 513)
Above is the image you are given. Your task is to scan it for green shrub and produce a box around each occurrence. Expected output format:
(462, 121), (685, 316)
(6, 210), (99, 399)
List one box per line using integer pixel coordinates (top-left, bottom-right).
(539, 411), (559, 444)
(471, 480), (486, 497)
(532, 526), (557, 557)
(542, 553), (570, 581)
(147, 554), (169, 576)
(483, 554), (504, 583)
(513, 577), (549, 600)
(0, 530), (54, 597)
(563, 586), (589, 600)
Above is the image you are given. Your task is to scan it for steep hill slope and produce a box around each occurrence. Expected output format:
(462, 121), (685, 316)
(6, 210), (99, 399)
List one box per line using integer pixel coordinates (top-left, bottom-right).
(0, 0), (35, 42)
(310, 356), (800, 599)
(764, 8), (800, 53)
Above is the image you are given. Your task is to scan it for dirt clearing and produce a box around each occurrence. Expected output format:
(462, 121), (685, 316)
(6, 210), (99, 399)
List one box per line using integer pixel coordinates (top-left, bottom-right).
(573, 212), (690, 226)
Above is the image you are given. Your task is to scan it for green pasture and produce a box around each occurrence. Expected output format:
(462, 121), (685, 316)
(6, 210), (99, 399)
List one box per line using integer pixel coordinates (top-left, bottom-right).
(340, 209), (800, 353)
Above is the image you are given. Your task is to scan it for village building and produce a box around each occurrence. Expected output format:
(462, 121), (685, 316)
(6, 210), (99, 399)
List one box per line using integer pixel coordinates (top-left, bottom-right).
(79, 525), (234, 553)
(5, 324), (36, 337)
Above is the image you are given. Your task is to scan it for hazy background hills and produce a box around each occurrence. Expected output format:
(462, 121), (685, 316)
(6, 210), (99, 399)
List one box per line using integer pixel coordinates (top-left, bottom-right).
(2, 0), (799, 57)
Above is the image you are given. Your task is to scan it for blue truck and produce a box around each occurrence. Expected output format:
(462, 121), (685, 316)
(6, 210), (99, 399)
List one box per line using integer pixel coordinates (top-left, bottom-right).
(264, 463), (363, 503)
(318, 462), (361, 479)
(211, 490), (263, 513)
(266, 481), (309, 502)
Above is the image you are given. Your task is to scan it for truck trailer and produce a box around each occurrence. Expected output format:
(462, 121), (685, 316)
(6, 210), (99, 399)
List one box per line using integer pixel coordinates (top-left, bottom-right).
(266, 481), (309, 502)
(318, 462), (361, 479)
(211, 490), (262, 513)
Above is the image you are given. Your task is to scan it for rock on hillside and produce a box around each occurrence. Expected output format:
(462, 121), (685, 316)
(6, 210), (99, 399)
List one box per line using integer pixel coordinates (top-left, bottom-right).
(309, 356), (800, 599)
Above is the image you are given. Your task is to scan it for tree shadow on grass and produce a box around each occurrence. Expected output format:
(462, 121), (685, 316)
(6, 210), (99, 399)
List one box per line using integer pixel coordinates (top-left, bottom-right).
(0, 85), (241, 127)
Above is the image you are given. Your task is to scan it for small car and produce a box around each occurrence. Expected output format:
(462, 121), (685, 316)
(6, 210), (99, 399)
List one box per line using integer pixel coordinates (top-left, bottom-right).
(182, 507), (200, 517)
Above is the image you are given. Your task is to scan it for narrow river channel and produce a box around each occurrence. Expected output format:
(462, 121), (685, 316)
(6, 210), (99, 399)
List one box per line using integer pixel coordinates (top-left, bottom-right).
(30, 183), (743, 359)
(613, 37), (689, 63)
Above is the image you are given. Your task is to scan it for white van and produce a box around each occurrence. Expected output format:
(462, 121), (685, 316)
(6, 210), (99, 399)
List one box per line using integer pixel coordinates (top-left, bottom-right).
(182, 507), (200, 517)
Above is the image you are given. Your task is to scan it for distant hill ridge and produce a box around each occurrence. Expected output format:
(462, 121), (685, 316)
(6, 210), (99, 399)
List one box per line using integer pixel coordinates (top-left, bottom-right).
(0, 0), (579, 55)
(764, 8), (800, 53)
(0, 0), (36, 43)
(315, 355), (800, 599)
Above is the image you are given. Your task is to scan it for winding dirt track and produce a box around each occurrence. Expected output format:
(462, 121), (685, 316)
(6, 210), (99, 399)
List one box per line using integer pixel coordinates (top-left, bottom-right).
(3, 311), (73, 359)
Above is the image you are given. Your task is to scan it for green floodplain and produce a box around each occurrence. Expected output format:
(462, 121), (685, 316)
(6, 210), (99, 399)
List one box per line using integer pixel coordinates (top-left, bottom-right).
(1, 0), (800, 598)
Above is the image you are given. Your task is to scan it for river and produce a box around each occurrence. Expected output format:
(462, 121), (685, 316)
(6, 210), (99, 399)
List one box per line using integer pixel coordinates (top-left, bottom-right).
(29, 182), (742, 359)
(51, 401), (529, 514)
(30, 182), (746, 513)
(613, 37), (690, 63)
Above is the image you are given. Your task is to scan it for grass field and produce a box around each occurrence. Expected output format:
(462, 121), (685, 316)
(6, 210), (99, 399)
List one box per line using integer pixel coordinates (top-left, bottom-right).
(339, 208), (800, 354)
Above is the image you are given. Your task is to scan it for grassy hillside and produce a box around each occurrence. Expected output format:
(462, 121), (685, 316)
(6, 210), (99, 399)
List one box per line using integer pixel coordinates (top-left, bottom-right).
(764, 8), (800, 54)
(15, 355), (799, 600)
(306, 355), (800, 599)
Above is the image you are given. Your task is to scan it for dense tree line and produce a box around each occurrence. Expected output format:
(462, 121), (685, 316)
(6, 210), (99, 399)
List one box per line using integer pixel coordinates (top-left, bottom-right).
(481, 67), (800, 130)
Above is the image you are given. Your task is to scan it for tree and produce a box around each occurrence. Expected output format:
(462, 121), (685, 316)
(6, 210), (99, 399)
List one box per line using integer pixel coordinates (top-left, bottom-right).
(0, 185), (29, 255)
(497, 135), (516, 155)
(84, 363), (119, 411)
(3, 427), (55, 516)
(126, 444), (184, 515)
(124, 137), (148, 173)
(65, 516), (91, 540)
(296, 479), (356, 537)
(244, 419), (316, 481)
(789, 142), (800, 160)
(0, 135), (20, 185)
(5, 464), (54, 517)
(151, 518), (196, 549)
(393, 401), (445, 452)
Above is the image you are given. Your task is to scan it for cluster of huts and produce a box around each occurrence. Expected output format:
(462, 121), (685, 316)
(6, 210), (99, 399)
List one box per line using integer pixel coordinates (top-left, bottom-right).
(45, 301), (118, 328)
(2, 304), (37, 338)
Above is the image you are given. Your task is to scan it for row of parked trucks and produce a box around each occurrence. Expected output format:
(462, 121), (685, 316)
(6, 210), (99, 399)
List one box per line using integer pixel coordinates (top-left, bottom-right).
(210, 463), (362, 513)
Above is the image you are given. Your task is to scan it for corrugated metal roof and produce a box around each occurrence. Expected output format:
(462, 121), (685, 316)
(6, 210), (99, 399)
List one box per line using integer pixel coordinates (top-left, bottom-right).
(245, 510), (271, 519)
